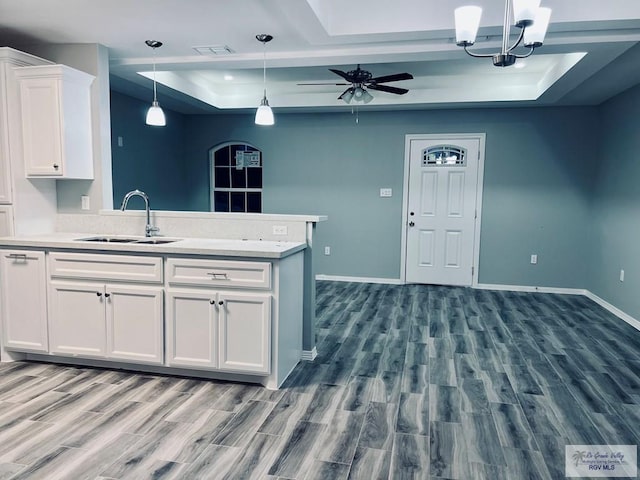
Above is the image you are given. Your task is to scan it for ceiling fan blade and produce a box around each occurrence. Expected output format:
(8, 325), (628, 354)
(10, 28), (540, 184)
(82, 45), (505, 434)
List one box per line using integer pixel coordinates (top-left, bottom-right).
(369, 72), (413, 83)
(297, 82), (351, 86)
(367, 84), (409, 95)
(329, 68), (354, 82)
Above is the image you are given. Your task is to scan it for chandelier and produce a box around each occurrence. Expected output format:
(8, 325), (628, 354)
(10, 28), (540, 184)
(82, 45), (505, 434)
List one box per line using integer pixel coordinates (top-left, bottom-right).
(454, 0), (551, 67)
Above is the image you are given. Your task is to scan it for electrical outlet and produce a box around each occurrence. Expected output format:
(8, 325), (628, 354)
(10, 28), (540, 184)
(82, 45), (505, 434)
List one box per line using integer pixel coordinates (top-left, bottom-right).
(380, 188), (392, 198)
(81, 195), (90, 210)
(530, 254), (537, 265)
(324, 246), (331, 255)
(272, 225), (288, 235)
(620, 269), (625, 282)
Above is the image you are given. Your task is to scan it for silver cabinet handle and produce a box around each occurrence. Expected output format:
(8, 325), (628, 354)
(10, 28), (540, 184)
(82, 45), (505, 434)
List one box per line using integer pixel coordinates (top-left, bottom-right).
(207, 272), (229, 279)
(8, 253), (27, 260)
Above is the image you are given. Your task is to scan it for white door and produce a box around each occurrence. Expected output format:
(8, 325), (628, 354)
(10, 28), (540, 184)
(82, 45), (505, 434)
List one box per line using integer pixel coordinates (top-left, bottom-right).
(106, 284), (164, 365)
(0, 250), (48, 352)
(404, 135), (483, 286)
(48, 281), (106, 357)
(166, 289), (219, 369)
(218, 292), (271, 374)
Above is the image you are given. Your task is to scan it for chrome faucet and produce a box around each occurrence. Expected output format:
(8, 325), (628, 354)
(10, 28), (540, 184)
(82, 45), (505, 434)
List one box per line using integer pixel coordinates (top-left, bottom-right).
(120, 189), (159, 237)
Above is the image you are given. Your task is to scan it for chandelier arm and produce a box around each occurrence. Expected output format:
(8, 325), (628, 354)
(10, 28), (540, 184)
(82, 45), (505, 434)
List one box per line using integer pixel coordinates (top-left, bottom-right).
(463, 45), (495, 59)
(513, 46), (536, 59)
(505, 28), (526, 54)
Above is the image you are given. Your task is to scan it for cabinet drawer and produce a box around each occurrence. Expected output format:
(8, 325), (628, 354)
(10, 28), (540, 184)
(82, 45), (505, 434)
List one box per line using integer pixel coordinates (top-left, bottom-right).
(166, 258), (271, 289)
(48, 252), (163, 283)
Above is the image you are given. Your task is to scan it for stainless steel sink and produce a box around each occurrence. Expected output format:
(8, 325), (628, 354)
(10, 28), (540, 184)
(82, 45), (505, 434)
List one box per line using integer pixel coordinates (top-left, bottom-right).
(76, 236), (141, 243)
(134, 238), (180, 244)
(75, 236), (180, 244)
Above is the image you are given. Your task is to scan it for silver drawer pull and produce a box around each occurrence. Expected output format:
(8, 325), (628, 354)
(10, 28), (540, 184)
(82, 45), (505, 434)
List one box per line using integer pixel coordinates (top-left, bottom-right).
(8, 253), (28, 260)
(207, 272), (229, 279)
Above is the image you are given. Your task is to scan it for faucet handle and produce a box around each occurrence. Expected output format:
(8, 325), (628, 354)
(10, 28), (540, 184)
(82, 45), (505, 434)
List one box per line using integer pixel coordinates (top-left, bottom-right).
(146, 225), (160, 237)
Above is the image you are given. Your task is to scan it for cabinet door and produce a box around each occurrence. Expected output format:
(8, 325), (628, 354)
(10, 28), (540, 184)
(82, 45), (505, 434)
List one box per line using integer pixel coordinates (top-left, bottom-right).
(0, 250), (48, 352)
(218, 292), (271, 374)
(166, 290), (218, 369)
(48, 281), (106, 357)
(19, 76), (64, 177)
(0, 148), (11, 203)
(106, 284), (164, 365)
(0, 206), (14, 236)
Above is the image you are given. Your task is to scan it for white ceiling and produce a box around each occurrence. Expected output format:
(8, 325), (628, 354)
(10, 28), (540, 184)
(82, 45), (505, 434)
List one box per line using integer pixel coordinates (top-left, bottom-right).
(1, 0), (640, 114)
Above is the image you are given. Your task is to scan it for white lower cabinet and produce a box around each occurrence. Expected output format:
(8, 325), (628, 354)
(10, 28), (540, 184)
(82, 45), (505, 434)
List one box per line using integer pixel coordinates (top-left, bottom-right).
(166, 289), (271, 374)
(218, 292), (271, 374)
(0, 247), (302, 389)
(106, 285), (164, 364)
(48, 281), (163, 363)
(166, 290), (219, 369)
(0, 249), (48, 352)
(47, 252), (164, 365)
(48, 281), (107, 357)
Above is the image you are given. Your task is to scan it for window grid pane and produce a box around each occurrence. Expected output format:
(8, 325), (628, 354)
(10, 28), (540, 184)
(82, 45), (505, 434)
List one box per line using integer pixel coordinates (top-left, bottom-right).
(212, 143), (263, 213)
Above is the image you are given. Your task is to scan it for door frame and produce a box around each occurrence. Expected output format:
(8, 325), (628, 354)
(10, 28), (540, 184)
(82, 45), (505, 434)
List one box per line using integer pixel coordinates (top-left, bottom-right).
(400, 133), (486, 287)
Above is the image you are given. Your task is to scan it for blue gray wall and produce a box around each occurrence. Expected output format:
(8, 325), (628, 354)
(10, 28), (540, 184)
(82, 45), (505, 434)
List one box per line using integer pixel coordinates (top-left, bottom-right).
(110, 91), (189, 210)
(180, 107), (600, 287)
(111, 93), (609, 296)
(589, 83), (640, 319)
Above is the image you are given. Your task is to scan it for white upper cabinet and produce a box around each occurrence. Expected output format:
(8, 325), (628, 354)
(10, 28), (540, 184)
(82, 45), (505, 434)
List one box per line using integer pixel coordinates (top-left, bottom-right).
(14, 64), (94, 179)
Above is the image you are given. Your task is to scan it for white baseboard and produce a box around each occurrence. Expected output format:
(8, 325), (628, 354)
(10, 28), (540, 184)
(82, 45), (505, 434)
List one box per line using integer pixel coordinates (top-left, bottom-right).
(316, 274), (403, 285)
(301, 347), (317, 361)
(475, 283), (588, 296)
(584, 291), (640, 332)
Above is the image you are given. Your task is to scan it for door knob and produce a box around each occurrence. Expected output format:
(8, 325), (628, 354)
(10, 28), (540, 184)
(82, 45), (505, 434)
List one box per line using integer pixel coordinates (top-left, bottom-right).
(218, 301), (224, 306)
(409, 221), (415, 227)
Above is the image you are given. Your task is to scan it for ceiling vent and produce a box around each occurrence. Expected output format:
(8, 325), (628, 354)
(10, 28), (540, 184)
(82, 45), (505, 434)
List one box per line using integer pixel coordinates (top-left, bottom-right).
(193, 45), (234, 55)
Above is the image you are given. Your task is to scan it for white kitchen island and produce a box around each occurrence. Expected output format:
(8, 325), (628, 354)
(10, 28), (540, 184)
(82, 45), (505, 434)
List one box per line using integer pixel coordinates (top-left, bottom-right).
(0, 233), (306, 389)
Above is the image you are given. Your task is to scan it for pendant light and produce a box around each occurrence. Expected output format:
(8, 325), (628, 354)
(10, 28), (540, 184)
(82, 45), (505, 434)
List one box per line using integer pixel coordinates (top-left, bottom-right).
(255, 34), (274, 126)
(145, 40), (166, 126)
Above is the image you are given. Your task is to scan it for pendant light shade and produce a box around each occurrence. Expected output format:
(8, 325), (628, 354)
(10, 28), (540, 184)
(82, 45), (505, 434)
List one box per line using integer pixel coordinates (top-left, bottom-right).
(145, 40), (166, 127)
(146, 101), (166, 126)
(454, 6), (482, 46)
(255, 95), (274, 125)
(255, 34), (274, 126)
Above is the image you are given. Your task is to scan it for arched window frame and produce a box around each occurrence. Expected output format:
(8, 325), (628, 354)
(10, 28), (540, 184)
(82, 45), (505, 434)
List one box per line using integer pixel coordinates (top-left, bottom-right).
(209, 142), (263, 212)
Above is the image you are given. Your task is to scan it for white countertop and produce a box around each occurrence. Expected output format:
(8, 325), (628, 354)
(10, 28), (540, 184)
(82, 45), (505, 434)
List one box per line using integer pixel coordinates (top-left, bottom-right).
(0, 233), (306, 259)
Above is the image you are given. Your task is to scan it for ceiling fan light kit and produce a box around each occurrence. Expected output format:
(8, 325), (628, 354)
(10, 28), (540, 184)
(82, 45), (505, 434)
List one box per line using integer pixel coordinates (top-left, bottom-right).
(144, 40), (166, 126)
(454, 0), (551, 67)
(255, 34), (274, 126)
(300, 64), (413, 104)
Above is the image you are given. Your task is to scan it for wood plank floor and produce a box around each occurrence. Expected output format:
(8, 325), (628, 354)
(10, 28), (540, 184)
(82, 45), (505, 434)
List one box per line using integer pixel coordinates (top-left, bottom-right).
(0, 281), (639, 479)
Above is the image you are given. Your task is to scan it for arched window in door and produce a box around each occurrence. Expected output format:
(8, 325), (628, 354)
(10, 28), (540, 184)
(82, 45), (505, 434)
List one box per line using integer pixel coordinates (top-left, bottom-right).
(209, 142), (262, 213)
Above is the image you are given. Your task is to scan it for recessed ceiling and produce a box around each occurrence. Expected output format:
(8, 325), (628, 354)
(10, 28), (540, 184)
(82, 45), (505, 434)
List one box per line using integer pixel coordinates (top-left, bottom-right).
(1, 0), (640, 113)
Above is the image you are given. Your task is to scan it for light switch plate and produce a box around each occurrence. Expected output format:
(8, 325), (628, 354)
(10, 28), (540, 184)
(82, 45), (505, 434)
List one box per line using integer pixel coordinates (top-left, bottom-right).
(380, 188), (392, 197)
(81, 195), (90, 210)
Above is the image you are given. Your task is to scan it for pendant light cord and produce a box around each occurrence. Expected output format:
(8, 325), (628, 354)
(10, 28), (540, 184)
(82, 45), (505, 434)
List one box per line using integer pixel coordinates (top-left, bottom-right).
(152, 47), (158, 102)
(262, 41), (267, 98)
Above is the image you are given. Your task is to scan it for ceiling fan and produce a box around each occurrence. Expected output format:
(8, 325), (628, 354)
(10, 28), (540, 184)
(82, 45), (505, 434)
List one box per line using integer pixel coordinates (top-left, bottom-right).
(298, 65), (413, 104)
